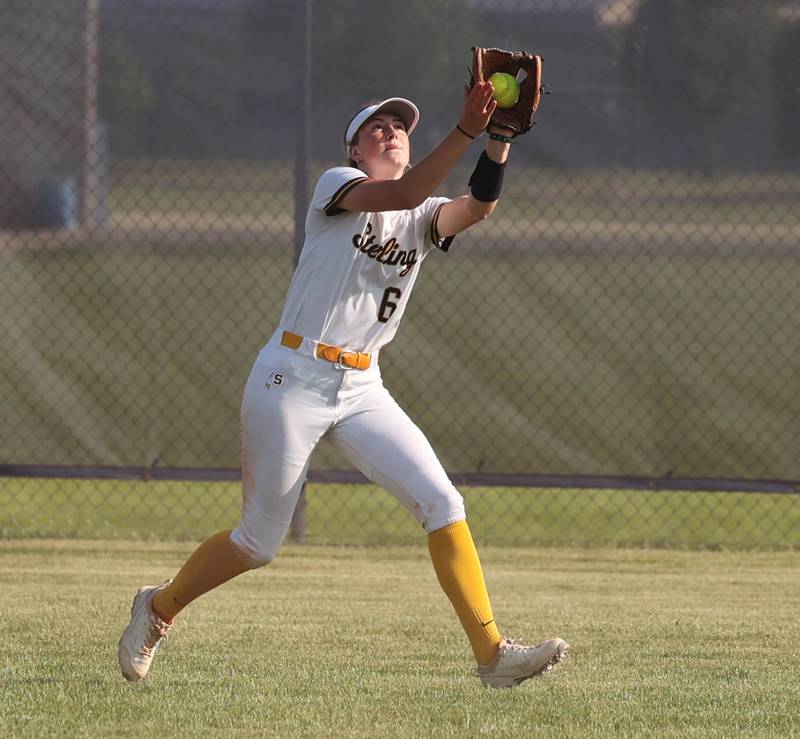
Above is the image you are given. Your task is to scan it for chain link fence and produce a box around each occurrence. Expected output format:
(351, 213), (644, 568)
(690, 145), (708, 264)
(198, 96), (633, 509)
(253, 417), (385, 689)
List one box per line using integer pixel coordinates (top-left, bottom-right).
(1, 0), (799, 548)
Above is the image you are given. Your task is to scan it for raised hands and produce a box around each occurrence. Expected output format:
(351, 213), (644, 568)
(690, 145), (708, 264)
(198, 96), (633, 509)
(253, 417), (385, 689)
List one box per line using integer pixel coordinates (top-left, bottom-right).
(458, 81), (497, 139)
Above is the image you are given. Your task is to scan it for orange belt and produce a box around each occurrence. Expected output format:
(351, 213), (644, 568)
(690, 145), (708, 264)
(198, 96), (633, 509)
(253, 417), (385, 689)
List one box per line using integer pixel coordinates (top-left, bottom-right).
(281, 330), (372, 370)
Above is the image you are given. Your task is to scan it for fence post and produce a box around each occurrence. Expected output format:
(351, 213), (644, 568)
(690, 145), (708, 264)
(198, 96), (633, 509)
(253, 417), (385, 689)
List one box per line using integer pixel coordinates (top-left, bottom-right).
(82, 0), (99, 229)
(290, 0), (312, 545)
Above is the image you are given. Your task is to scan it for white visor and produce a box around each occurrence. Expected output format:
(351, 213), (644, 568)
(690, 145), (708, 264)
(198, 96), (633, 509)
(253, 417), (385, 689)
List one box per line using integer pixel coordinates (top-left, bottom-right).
(344, 98), (420, 153)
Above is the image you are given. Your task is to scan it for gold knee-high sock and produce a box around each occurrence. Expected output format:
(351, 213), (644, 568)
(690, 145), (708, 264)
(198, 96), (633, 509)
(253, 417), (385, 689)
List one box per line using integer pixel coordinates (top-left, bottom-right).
(427, 520), (502, 666)
(151, 529), (251, 622)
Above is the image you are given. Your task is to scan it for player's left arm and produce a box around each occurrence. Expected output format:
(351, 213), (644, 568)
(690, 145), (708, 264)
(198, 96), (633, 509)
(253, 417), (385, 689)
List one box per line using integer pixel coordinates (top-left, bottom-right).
(435, 129), (511, 238)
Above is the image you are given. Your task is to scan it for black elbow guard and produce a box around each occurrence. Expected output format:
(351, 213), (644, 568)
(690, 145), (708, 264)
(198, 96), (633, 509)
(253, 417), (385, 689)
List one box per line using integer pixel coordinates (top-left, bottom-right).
(468, 152), (506, 202)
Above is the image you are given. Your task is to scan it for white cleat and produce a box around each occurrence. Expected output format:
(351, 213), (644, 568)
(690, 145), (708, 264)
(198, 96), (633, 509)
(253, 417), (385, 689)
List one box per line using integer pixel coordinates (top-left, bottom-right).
(117, 581), (172, 681)
(474, 637), (570, 688)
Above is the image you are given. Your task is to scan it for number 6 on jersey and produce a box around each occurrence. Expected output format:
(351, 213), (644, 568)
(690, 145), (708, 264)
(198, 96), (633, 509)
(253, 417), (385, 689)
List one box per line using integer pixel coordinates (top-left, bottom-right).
(378, 287), (402, 323)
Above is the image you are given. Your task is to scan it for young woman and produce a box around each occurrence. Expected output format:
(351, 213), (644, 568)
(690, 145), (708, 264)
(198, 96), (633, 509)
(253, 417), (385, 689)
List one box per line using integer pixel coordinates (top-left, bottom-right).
(118, 82), (568, 689)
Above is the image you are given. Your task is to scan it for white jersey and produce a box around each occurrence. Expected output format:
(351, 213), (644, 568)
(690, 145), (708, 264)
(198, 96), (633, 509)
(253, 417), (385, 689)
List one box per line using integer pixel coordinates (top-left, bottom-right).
(277, 166), (454, 354)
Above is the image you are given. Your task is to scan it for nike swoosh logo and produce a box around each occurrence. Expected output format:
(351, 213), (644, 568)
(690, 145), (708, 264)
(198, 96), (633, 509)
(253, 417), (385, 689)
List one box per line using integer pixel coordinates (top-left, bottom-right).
(481, 619), (495, 627)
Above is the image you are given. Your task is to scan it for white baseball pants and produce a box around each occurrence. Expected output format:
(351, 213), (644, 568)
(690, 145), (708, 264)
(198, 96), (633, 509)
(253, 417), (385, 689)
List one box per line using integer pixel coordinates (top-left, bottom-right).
(230, 332), (466, 567)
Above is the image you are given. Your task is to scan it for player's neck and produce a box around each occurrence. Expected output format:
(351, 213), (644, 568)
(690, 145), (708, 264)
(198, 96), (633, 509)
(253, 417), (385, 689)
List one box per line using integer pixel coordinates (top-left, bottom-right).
(361, 161), (404, 180)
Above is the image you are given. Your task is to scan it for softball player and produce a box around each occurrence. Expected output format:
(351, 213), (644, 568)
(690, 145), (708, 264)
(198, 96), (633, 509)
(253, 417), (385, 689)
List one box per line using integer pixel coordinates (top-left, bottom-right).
(119, 82), (568, 688)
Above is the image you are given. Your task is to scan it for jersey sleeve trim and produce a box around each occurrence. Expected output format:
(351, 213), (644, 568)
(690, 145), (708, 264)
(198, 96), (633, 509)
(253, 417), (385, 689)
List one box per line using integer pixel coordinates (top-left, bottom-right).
(323, 176), (370, 216)
(430, 201), (456, 252)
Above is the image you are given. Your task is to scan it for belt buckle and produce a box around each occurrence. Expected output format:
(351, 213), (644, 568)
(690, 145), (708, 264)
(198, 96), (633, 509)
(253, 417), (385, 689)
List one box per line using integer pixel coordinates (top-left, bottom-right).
(335, 351), (355, 370)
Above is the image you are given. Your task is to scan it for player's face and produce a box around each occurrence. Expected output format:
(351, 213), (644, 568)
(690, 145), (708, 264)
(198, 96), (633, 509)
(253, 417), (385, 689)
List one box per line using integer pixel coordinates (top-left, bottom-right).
(350, 113), (410, 179)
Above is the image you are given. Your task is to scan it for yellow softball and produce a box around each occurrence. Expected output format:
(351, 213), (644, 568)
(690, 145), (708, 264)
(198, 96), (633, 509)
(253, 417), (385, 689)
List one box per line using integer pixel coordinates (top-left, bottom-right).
(488, 72), (520, 109)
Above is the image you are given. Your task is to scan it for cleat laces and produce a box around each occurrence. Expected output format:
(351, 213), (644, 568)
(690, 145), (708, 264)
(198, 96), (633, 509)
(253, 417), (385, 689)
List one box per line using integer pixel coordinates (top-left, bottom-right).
(140, 616), (169, 658)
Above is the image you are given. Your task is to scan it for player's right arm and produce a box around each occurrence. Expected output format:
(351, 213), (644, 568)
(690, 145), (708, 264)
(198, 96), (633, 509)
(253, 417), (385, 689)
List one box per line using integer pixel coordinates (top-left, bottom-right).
(338, 83), (496, 214)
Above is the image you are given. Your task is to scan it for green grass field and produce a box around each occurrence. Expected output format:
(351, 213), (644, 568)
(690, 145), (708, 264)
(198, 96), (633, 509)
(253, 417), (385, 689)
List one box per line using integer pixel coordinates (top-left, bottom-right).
(2, 539), (799, 737)
(2, 477), (799, 549)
